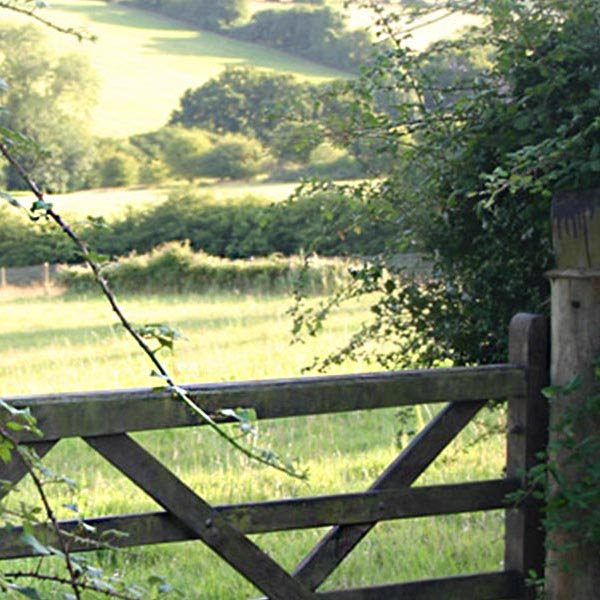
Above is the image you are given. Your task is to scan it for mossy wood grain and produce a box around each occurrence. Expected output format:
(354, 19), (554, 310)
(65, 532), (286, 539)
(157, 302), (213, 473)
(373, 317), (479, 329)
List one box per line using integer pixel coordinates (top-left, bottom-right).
(5, 366), (524, 442)
(0, 479), (518, 558)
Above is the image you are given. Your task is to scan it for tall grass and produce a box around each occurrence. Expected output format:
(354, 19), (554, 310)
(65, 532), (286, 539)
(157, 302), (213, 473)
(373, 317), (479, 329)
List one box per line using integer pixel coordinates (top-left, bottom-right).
(0, 289), (506, 597)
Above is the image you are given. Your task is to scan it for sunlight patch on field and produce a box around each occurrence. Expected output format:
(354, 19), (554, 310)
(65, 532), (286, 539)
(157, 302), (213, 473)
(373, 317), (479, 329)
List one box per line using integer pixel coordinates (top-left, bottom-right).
(14, 0), (348, 137)
(45, 181), (298, 219)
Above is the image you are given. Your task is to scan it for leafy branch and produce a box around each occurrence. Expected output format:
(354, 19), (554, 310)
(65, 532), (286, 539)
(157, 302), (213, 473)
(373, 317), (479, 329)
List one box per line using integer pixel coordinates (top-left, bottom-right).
(0, 402), (145, 599)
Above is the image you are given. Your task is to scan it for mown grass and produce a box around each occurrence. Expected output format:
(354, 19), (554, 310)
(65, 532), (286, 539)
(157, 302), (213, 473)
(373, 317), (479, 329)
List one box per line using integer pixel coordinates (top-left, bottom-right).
(0, 289), (506, 597)
(43, 181), (300, 220)
(11, 0), (348, 138)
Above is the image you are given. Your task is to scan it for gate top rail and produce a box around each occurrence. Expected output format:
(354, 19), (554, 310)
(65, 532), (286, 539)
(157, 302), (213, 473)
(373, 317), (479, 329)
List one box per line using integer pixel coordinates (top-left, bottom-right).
(5, 364), (525, 442)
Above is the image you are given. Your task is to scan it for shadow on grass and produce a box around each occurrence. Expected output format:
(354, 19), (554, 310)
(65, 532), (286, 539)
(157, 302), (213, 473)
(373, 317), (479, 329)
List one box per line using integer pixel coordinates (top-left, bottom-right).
(50, 0), (348, 79)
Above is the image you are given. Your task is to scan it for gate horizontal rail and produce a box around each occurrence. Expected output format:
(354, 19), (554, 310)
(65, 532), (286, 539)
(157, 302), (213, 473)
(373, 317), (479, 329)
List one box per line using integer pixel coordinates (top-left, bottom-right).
(9, 364), (524, 442)
(0, 313), (549, 600)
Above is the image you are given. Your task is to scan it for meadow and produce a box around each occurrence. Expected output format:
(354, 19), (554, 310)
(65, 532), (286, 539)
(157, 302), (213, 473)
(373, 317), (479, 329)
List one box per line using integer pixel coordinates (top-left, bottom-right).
(43, 181), (300, 220)
(0, 287), (507, 598)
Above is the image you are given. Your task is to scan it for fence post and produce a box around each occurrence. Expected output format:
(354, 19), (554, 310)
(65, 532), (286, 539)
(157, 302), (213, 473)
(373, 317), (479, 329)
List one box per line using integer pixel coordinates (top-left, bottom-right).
(505, 313), (549, 598)
(545, 188), (600, 599)
(43, 262), (50, 293)
(0, 266), (6, 288)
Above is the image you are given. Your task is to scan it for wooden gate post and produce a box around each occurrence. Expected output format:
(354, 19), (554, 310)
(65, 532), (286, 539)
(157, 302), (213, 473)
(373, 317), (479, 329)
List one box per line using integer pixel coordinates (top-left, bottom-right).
(505, 313), (549, 599)
(546, 188), (600, 599)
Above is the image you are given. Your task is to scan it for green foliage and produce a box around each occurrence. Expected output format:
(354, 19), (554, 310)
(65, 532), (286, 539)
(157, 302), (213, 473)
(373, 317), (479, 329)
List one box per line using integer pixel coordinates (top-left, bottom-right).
(0, 23), (98, 192)
(295, 0), (600, 368)
(196, 134), (269, 180)
(57, 241), (351, 295)
(160, 126), (213, 181)
(170, 66), (316, 144)
(92, 138), (143, 187)
(0, 206), (78, 266)
(0, 188), (398, 266)
(132, 0), (247, 30)
(230, 6), (373, 72)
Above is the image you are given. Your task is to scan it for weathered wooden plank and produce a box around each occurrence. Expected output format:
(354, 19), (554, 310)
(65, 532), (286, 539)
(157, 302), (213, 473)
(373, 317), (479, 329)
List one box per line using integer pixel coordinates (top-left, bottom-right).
(505, 314), (549, 599)
(6, 366), (524, 441)
(314, 571), (523, 599)
(293, 400), (487, 591)
(0, 479), (518, 559)
(85, 434), (315, 600)
(0, 441), (56, 501)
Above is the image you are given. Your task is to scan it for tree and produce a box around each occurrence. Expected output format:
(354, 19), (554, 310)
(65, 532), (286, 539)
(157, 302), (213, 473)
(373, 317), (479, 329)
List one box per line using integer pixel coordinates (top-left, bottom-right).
(230, 5), (373, 71)
(0, 23), (98, 192)
(132, 0), (247, 30)
(0, 24), (96, 191)
(295, 0), (600, 369)
(169, 66), (316, 144)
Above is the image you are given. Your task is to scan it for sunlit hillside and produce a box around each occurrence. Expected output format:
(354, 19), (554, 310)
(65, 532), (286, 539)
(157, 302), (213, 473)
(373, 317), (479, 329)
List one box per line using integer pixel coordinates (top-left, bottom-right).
(6, 0), (348, 137)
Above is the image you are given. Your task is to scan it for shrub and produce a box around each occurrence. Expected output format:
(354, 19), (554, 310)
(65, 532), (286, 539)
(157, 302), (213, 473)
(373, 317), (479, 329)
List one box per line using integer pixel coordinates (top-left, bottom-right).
(196, 134), (270, 180)
(58, 241), (352, 295)
(162, 127), (213, 181)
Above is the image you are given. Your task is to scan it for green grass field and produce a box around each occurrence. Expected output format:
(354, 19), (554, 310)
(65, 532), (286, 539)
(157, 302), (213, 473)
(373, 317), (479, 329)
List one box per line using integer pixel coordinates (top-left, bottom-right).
(0, 289), (506, 597)
(11, 0), (348, 138)
(43, 180), (301, 219)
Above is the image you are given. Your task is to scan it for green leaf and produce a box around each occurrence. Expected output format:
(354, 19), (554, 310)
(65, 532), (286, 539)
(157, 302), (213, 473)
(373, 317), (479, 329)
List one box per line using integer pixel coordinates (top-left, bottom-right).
(12, 586), (43, 599)
(30, 199), (52, 213)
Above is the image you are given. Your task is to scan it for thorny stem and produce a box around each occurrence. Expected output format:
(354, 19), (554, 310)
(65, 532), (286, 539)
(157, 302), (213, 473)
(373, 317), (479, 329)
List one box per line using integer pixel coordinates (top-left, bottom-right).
(0, 141), (306, 480)
(0, 425), (83, 600)
(3, 571), (136, 599)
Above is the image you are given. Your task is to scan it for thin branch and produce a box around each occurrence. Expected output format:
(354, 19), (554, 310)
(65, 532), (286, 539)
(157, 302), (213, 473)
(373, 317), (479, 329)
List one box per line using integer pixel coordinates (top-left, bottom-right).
(2, 571), (136, 599)
(0, 425), (82, 600)
(0, 1), (95, 41)
(0, 141), (306, 480)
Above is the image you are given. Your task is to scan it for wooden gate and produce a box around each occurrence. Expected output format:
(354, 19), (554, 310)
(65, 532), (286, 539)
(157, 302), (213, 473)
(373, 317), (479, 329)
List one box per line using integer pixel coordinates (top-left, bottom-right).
(0, 313), (548, 599)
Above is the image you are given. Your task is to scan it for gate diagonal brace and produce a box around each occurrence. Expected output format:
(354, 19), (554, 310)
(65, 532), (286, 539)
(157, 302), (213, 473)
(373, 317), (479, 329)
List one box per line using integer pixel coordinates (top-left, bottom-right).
(293, 400), (486, 591)
(85, 433), (316, 600)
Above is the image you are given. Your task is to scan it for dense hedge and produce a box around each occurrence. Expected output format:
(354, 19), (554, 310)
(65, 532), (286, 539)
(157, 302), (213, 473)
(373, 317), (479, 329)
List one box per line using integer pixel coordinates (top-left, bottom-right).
(0, 190), (395, 267)
(58, 241), (352, 295)
(85, 190), (394, 259)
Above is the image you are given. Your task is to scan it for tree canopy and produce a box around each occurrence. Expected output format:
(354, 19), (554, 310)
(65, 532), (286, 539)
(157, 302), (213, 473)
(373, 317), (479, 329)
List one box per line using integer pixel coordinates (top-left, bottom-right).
(0, 23), (98, 192)
(169, 66), (316, 144)
(295, 0), (600, 368)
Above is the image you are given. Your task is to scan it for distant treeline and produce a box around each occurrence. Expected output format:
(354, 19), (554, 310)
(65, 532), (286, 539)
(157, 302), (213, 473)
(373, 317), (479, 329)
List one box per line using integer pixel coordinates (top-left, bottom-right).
(0, 189), (397, 267)
(129, 0), (373, 72)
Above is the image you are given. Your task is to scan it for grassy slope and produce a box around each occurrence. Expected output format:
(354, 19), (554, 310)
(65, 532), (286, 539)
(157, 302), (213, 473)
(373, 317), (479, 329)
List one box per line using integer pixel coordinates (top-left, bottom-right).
(1, 291), (506, 597)
(31, 0), (348, 137)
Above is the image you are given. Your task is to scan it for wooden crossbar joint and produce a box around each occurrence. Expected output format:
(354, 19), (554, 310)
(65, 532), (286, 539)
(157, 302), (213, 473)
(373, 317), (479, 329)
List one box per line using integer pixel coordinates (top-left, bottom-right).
(292, 400), (488, 591)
